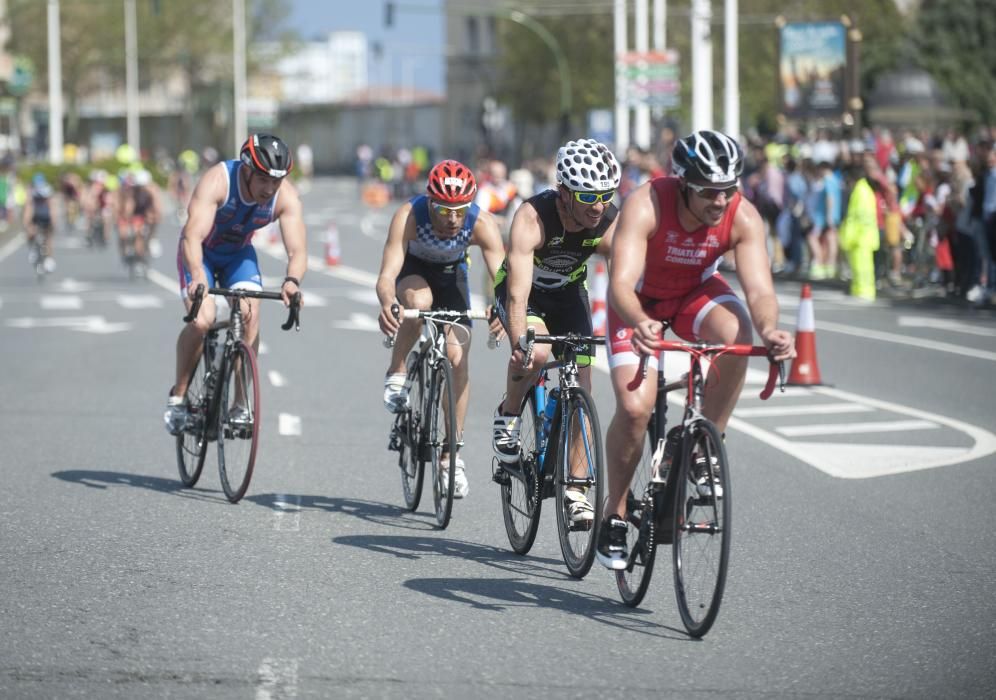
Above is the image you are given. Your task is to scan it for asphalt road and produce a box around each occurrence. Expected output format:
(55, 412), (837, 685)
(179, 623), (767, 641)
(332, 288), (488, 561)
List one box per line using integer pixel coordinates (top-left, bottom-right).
(1, 177), (994, 699)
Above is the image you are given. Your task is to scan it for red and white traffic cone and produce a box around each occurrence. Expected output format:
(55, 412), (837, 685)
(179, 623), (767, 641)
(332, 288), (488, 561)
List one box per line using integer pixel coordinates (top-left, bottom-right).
(787, 283), (825, 386)
(324, 224), (341, 267)
(590, 257), (608, 336)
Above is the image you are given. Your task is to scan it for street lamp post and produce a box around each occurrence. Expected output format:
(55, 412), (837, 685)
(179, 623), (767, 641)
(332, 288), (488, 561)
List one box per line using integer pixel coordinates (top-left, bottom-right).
(233, 0), (247, 155)
(46, 0), (63, 163)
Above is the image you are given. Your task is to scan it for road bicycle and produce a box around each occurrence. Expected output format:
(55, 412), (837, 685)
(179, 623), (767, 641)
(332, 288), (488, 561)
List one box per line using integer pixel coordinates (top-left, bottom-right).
(385, 305), (488, 529)
(175, 284), (301, 503)
(496, 328), (606, 578)
(615, 330), (784, 637)
(121, 218), (150, 280)
(26, 231), (50, 282)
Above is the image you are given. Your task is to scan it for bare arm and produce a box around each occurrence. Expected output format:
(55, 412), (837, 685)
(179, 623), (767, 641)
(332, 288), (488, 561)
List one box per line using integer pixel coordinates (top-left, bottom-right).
(180, 163), (228, 296)
(595, 204), (621, 258)
(375, 202), (415, 335)
(471, 209), (508, 338)
(505, 202), (543, 359)
(608, 183), (661, 355)
(732, 199), (795, 361)
(273, 179), (307, 305)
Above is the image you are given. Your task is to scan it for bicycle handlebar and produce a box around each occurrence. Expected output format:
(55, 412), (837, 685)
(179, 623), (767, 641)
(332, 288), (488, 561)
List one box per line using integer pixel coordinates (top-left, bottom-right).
(183, 283), (302, 331)
(634, 339), (785, 400)
(383, 303), (490, 347)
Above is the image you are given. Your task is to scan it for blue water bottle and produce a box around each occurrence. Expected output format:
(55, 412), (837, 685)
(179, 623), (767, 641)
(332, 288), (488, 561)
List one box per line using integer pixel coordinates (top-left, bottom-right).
(542, 388), (559, 435)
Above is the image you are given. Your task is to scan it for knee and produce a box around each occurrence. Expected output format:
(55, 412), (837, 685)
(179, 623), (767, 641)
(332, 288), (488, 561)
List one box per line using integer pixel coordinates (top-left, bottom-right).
(613, 395), (653, 434)
(399, 286), (432, 310)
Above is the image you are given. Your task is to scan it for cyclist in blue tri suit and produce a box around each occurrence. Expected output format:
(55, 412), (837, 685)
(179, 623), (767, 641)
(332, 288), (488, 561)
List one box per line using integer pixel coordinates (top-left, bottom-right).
(376, 159), (506, 498)
(165, 133), (307, 434)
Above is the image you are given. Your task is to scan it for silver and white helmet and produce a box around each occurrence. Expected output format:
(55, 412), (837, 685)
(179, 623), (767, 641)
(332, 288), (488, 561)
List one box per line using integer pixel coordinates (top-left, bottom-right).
(671, 130), (744, 186)
(555, 138), (621, 191)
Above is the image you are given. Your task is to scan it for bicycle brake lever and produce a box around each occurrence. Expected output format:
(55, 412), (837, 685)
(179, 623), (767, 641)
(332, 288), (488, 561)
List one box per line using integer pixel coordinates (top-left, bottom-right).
(183, 283), (205, 323)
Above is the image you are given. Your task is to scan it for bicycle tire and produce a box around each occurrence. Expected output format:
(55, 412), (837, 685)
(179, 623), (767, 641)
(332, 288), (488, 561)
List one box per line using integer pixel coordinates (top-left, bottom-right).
(616, 421), (659, 607)
(554, 387), (603, 578)
(217, 341), (261, 503)
(428, 358), (457, 528)
(672, 418), (731, 637)
(175, 342), (211, 487)
(398, 352), (426, 511)
(500, 392), (542, 554)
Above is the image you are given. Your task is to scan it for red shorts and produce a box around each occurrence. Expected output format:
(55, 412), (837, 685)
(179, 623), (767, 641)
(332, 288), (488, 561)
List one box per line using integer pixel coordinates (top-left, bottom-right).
(607, 274), (747, 369)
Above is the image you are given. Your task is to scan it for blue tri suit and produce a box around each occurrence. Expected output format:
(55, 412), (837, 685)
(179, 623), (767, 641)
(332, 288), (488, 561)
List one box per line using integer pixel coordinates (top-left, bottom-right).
(176, 159), (279, 295)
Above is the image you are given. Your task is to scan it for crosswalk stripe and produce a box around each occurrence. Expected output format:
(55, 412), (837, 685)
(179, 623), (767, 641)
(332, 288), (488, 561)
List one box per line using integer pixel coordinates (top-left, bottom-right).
(776, 419), (938, 437)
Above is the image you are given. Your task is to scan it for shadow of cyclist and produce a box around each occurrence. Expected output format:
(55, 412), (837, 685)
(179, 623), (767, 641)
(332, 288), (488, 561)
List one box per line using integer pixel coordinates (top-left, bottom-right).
(246, 493), (439, 531)
(50, 469), (219, 502)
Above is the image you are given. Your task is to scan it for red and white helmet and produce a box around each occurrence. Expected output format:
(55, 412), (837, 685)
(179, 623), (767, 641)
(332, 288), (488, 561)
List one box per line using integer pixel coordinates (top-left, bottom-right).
(426, 160), (477, 205)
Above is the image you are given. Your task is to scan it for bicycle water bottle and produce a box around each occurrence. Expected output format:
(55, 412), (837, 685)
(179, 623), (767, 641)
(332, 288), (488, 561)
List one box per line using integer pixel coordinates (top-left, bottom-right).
(542, 388), (559, 435)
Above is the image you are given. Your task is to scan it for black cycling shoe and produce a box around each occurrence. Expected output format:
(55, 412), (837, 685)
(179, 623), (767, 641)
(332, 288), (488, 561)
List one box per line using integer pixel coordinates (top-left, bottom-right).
(595, 514), (629, 571)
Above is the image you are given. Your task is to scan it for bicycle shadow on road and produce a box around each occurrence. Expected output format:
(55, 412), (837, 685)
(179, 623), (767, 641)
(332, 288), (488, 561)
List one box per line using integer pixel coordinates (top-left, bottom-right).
(403, 576), (688, 639)
(334, 533), (585, 582)
(50, 469), (221, 503)
(247, 493), (439, 531)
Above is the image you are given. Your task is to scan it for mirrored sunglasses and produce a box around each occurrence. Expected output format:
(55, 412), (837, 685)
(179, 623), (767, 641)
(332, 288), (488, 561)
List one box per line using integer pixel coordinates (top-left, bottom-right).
(573, 190), (615, 205)
(431, 202), (471, 217)
(687, 182), (739, 199)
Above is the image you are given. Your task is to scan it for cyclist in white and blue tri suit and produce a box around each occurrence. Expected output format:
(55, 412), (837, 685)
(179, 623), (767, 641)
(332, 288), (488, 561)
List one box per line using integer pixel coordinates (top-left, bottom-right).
(165, 133), (307, 435)
(375, 159), (506, 497)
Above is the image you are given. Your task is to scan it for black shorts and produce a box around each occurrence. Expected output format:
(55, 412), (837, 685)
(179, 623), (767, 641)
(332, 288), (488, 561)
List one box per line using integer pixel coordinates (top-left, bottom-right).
(397, 253), (471, 327)
(493, 278), (593, 364)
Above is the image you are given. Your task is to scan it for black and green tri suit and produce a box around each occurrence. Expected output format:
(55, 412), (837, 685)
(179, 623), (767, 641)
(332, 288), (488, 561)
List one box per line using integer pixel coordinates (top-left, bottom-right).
(493, 189), (617, 365)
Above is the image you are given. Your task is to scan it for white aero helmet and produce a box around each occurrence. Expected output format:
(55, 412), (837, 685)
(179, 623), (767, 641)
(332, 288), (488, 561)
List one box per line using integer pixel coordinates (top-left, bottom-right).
(671, 129), (744, 186)
(555, 138), (621, 191)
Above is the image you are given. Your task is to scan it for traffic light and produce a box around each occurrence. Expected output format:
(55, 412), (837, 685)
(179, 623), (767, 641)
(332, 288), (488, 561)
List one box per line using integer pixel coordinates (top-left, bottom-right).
(384, 2), (394, 27)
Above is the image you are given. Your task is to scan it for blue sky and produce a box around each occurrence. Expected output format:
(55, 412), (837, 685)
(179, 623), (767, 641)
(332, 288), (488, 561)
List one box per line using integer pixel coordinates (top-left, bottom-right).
(286, 0), (445, 93)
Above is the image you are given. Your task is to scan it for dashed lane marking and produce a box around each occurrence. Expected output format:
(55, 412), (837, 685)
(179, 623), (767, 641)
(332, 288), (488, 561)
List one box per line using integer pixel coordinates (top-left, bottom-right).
(256, 657), (299, 699)
(271, 495), (301, 532)
(278, 413), (302, 436)
(41, 295), (83, 310)
(775, 418), (938, 437)
(734, 402), (874, 418)
(268, 370), (286, 387)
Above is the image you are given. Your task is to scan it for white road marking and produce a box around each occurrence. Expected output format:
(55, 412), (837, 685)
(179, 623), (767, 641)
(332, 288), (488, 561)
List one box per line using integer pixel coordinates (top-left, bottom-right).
(255, 657), (299, 699)
(778, 313), (996, 362)
(41, 295), (83, 310)
(734, 402), (874, 418)
(897, 315), (996, 337)
(6, 315), (131, 333)
(333, 312), (381, 332)
(117, 294), (163, 309)
(0, 232), (24, 262)
(268, 370), (286, 387)
(55, 278), (93, 293)
(776, 419), (938, 437)
(271, 495), (301, 532)
(258, 341), (269, 356)
(278, 413), (301, 436)
(347, 288), (381, 306)
(147, 268), (179, 294)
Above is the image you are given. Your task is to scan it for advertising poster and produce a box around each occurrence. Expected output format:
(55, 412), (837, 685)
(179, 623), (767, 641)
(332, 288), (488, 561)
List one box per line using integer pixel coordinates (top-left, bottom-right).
(779, 22), (847, 119)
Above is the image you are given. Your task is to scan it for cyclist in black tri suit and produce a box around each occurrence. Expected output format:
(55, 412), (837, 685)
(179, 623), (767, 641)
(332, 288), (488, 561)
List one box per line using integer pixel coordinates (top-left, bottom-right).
(24, 174), (57, 272)
(491, 138), (622, 526)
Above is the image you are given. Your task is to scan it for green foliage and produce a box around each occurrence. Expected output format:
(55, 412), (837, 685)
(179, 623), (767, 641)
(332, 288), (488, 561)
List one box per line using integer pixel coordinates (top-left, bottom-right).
(912, 0), (996, 124)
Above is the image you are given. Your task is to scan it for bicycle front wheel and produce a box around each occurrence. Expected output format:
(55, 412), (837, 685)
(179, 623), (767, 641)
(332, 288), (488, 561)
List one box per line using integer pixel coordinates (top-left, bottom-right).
(616, 422), (659, 607)
(672, 418), (731, 637)
(398, 354), (425, 511)
(555, 387), (604, 578)
(500, 392), (542, 554)
(217, 341), (261, 503)
(427, 358), (457, 528)
(176, 344), (210, 487)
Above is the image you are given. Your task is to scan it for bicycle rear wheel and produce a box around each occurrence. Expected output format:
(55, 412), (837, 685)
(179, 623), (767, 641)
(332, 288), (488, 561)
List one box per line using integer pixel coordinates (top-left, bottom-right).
(500, 393), (542, 554)
(427, 358), (457, 528)
(555, 387), (603, 578)
(176, 344), (210, 487)
(672, 418), (731, 637)
(398, 354), (425, 511)
(217, 341), (260, 503)
(616, 423), (658, 607)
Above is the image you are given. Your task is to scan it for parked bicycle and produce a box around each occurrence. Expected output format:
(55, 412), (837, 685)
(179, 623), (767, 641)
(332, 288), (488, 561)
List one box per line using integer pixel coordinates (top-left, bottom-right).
(175, 284), (301, 503)
(495, 328), (606, 578)
(385, 305), (488, 529)
(615, 329), (784, 637)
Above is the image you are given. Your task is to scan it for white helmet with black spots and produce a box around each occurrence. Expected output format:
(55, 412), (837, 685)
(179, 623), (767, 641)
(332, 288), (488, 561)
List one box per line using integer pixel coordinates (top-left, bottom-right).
(555, 138), (621, 192)
(671, 129), (744, 186)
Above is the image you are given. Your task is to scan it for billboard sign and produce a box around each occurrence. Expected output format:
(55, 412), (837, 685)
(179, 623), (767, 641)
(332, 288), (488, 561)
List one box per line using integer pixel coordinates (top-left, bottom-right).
(779, 22), (847, 119)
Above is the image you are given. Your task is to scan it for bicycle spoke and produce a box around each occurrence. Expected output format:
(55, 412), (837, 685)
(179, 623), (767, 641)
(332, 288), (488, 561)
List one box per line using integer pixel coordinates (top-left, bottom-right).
(501, 394), (542, 554)
(616, 424), (658, 607)
(175, 343), (211, 488)
(429, 360), (457, 528)
(398, 355), (425, 511)
(217, 342), (260, 503)
(673, 419), (731, 637)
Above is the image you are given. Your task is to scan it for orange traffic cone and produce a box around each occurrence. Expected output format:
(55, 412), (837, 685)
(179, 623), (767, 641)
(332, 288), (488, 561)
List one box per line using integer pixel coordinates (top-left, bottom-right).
(325, 224), (341, 267)
(787, 283), (825, 386)
(590, 257), (608, 336)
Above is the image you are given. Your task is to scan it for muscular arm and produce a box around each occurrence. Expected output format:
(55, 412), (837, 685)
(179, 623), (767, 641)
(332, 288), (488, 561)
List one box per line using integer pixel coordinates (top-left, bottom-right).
(375, 203), (415, 334)
(179, 163), (228, 294)
(732, 199), (795, 360)
(608, 183), (664, 355)
(504, 202), (543, 351)
(595, 204), (621, 258)
(273, 179), (308, 302)
(471, 209), (506, 283)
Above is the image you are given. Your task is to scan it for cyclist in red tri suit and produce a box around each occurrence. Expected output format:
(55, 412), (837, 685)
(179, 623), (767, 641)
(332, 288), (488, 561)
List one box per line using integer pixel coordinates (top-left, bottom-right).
(596, 129), (796, 570)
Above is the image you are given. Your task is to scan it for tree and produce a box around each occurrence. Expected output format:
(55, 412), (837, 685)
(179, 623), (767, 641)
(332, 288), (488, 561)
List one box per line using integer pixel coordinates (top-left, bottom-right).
(912, 0), (996, 125)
